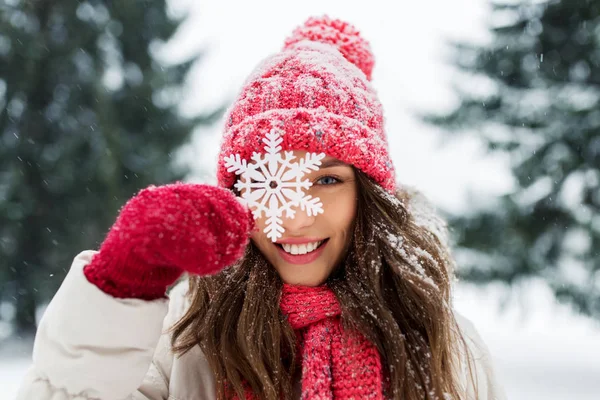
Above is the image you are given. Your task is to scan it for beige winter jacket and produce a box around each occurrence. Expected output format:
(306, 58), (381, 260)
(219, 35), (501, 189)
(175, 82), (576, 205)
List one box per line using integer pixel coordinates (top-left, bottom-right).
(16, 250), (507, 400)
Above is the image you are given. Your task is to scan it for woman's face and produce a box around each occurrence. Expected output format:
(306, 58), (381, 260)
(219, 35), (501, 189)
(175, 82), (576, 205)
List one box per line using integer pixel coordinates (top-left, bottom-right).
(249, 151), (358, 286)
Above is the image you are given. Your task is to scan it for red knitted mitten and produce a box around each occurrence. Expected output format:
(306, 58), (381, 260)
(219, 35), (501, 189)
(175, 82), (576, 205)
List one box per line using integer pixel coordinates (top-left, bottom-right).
(84, 182), (253, 300)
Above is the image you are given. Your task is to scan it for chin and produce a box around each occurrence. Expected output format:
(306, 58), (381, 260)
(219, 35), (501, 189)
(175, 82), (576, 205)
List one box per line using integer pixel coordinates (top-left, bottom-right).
(277, 269), (329, 287)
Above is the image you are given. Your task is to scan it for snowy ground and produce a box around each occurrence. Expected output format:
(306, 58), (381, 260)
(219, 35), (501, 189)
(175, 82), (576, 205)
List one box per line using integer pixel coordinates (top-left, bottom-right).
(3, 281), (600, 399)
(1, 358), (30, 399)
(0, 333), (33, 399)
(454, 281), (600, 399)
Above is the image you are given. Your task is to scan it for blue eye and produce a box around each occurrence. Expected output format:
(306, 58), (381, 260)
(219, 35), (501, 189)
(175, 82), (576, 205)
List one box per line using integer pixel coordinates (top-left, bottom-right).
(316, 176), (341, 185)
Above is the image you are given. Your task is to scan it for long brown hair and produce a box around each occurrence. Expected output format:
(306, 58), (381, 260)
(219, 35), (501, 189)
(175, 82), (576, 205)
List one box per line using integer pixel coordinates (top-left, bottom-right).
(171, 169), (476, 399)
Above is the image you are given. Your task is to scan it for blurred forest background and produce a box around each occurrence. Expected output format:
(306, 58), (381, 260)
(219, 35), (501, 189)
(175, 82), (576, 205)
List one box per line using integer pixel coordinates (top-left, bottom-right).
(0, 0), (599, 390)
(0, 0), (220, 336)
(0, 0), (225, 335)
(426, 0), (600, 318)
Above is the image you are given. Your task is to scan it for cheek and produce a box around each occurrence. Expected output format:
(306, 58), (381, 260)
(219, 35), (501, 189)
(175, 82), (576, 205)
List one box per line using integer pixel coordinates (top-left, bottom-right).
(250, 220), (269, 247)
(250, 219), (279, 261)
(252, 215), (265, 232)
(321, 190), (357, 233)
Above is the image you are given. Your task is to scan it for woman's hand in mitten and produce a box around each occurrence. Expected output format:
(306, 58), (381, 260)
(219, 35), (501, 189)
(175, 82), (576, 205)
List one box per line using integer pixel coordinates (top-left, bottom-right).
(83, 182), (254, 300)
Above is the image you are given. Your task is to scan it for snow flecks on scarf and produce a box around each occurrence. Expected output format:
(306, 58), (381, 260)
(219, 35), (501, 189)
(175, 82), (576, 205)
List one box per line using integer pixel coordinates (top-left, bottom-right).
(279, 284), (384, 400)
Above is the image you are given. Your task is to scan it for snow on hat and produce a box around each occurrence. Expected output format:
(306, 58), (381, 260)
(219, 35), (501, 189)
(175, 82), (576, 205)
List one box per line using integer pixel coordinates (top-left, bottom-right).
(217, 15), (396, 193)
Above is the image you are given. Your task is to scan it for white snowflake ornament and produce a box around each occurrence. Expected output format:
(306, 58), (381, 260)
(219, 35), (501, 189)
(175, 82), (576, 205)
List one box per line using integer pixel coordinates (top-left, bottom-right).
(224, 129), (325, 242)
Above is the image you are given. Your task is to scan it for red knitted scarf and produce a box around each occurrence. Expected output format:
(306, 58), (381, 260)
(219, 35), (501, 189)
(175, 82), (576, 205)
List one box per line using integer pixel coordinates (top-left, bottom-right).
(277, 284), (384, 399)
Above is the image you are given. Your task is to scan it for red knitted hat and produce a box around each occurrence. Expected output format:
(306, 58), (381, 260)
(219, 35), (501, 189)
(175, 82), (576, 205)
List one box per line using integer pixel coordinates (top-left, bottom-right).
(217, 16), (396, 193)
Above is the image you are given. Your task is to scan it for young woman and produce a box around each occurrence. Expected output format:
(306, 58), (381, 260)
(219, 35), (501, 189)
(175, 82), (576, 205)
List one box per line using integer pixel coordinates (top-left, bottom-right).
(17, 16), (506, 400)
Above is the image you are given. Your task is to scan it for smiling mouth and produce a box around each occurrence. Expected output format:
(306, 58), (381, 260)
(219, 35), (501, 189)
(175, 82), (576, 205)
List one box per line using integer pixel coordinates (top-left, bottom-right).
(274, 239), (330, 265)
(274, 239), (329, 255)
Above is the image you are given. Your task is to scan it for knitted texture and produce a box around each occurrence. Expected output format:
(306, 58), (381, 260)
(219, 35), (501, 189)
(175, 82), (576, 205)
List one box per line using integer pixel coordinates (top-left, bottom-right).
(84, 183), (253, 300)
(278, 284), (384, 399)
(217, 16), (396, 193)
(283, 16), (375, 80)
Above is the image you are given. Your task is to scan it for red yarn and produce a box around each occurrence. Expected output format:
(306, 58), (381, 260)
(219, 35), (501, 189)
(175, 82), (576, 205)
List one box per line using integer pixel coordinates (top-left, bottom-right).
(84, 183), (253, 300)
(218, 16), (396, 194)
(279, 285), (384, 399)
(284, 15), (375, 81)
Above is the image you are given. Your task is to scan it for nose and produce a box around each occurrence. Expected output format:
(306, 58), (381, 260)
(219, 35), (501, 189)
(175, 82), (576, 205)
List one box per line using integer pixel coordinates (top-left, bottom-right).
(280, 204), (316, 233)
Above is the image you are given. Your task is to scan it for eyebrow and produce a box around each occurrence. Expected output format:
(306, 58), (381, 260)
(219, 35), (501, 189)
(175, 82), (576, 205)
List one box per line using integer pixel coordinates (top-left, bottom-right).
(319, 159), (348, 169)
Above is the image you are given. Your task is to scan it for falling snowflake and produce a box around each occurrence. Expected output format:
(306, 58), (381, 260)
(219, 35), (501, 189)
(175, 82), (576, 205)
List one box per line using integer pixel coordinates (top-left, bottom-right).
(224, 129), (325, 241)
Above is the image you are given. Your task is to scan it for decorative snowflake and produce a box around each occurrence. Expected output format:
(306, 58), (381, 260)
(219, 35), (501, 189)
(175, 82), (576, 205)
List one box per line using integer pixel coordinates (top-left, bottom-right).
(224, 129), (325, 241)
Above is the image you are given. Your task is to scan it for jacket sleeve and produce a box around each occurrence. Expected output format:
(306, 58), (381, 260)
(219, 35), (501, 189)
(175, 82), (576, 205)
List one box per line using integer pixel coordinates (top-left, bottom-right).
(454, 312), (507, 400)
(16, 250), (176, 400)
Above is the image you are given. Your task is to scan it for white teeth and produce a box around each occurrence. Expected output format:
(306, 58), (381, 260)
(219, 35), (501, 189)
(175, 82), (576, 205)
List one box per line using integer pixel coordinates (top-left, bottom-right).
(281, 241), (322, 255)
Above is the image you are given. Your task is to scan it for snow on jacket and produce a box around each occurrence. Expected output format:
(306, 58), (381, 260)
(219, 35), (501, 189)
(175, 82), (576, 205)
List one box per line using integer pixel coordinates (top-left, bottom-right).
(16, 250), (507, 400)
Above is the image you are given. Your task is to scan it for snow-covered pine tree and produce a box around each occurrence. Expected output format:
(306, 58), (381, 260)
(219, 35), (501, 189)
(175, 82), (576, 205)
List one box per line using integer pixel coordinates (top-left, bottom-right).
(426, 0), (600, 317)
(0, 1), (215, 335)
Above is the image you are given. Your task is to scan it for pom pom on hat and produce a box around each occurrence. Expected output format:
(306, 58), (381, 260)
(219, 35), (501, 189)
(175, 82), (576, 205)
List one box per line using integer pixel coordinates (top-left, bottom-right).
(283, 15), (375, 81)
